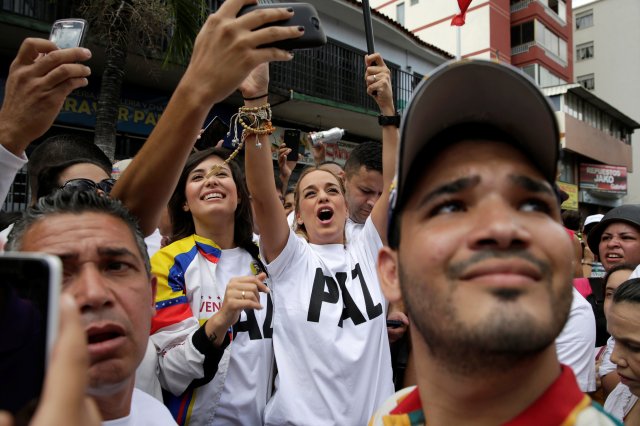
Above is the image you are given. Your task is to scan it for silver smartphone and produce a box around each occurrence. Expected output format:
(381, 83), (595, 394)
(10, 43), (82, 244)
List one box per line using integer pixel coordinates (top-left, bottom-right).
(49, 18), (88, 49)
(0, 253), (62, 414)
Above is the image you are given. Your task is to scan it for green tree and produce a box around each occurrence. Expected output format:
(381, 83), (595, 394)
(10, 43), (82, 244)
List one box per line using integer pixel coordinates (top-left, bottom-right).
(79, 0), (207, 160)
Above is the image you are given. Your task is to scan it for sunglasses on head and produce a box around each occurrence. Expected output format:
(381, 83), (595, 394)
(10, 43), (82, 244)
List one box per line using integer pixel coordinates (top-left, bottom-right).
(59, 178), (116, 194)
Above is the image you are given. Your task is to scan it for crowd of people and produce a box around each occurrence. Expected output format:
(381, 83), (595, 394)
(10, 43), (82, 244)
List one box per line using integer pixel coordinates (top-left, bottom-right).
(2, 0), (640, 425)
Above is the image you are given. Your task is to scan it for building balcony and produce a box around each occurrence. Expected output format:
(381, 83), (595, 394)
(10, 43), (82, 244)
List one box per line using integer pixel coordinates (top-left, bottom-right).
(511, 41), (567, 67)
(510, 0), (566, 26)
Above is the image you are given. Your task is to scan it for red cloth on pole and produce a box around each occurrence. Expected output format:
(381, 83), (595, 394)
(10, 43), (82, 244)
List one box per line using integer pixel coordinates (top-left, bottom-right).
(451, 0), (473, 26)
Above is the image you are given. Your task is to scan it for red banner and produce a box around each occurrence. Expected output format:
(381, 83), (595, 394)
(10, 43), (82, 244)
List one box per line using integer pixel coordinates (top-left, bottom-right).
(451, 0), (473, 26)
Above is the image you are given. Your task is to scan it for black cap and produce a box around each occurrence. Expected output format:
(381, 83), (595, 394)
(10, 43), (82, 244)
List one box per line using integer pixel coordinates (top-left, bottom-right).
(388, 59), (560, 245)
(587, 204), (640, 256)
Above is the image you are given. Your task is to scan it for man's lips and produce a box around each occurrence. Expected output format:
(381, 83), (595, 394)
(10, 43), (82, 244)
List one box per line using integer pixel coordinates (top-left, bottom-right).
(459, 259), (542, 285)
(85, 323), (126, 361)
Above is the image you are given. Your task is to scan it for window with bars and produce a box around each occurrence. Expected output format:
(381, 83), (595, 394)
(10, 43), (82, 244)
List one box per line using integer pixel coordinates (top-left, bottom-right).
(577, 74), (595, 91)
(575, 10), (593, 30)
(576, 42), (594, 61)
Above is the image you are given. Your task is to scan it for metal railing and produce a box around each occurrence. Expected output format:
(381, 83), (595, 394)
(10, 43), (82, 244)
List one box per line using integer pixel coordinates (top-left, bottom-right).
(510, 0), (534, 13)
(271, 39), (420, 114)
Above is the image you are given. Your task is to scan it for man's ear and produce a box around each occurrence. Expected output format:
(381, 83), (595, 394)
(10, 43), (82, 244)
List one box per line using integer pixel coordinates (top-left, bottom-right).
(149, 275), (158, 313)
(378, 246), (402, 303)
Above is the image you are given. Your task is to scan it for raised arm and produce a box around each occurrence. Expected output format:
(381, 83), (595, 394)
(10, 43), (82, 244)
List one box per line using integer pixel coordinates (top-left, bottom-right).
(242, 64), (291, 263)
(110, 0), (301, 236)
(366, 53), (399, 245)
(0, 38), (91, 204)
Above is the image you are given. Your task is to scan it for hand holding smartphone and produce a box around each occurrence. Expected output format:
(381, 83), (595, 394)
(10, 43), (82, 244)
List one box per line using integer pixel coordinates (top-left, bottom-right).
(284, 129), (301, 162)
(49, 19), (88, 49)
(238, 3), (326, 50)
(0, 253), (61, 414)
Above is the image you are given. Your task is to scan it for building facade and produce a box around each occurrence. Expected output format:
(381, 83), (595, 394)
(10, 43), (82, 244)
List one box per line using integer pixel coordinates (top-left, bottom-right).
(573, 0), (640, 204)
(370, 0), (573, 87)
(0, 0), (450, 211)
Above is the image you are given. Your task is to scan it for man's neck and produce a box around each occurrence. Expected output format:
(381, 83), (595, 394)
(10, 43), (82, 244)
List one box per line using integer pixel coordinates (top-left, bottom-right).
(415, 343), (561, 426)
(92, 378), (136, 421)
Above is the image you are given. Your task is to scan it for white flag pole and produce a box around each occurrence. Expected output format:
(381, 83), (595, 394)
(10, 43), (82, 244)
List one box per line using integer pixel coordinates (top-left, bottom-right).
(456, 4), (462, 60)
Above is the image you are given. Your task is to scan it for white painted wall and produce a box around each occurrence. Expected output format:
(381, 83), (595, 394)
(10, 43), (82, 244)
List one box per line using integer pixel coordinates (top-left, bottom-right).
(573, 0), (640, 203)
(370, 0), (492, 58)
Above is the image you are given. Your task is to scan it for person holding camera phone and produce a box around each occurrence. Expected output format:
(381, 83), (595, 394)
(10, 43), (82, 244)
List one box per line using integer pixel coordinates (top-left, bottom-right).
(103, 0), (304, 424)
(243, 52), (397, 425)
(0, 37), (91, 206)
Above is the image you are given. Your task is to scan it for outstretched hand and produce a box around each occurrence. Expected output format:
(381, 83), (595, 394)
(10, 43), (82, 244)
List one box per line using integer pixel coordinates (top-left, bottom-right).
(364, 53), (395, 116)
(183, 0), (302, 106)
(0, 294), (102, 426)
(0, 38), (91, 155)
(240, 63), (270, 99)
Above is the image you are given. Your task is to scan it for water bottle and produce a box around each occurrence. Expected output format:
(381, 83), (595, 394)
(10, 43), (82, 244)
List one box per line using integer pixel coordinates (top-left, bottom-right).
(309, 127), (345, 146)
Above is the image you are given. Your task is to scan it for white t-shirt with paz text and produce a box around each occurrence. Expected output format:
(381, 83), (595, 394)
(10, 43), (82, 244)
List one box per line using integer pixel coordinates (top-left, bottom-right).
(263, 218), (394, 426)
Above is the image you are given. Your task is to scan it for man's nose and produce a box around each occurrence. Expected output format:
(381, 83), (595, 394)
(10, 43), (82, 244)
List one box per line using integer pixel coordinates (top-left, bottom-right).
(467, 199), (531, 251)
(66, 265), (114, 313)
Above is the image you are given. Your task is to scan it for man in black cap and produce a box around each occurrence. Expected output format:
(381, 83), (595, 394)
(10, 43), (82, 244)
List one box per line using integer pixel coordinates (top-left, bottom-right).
(371, 60), (618, 425)
(587, 205), (640, 273)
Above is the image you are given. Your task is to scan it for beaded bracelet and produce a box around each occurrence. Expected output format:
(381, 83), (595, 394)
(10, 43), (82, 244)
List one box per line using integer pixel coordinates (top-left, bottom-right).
(205, 103), (275, 179)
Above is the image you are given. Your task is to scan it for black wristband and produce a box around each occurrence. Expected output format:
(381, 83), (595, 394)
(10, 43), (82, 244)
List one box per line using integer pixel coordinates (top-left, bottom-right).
(378, 113), (401, 127)
(243, 93), (269, 101)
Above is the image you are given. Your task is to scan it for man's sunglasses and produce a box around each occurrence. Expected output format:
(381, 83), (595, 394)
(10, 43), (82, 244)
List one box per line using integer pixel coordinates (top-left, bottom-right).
(59, 178), (116, 194)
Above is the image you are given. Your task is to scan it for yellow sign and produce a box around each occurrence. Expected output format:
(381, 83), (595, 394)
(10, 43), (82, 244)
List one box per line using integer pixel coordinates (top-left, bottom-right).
(556, 181), (578, 210)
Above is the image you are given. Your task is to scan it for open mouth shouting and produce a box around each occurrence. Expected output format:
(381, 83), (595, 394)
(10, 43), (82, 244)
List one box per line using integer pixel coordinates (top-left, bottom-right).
(317, 206), (335, 224)
(86, 323), (126, 361)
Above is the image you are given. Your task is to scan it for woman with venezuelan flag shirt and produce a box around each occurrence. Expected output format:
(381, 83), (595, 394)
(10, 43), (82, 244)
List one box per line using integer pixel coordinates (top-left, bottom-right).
(150, 147), (273, 426)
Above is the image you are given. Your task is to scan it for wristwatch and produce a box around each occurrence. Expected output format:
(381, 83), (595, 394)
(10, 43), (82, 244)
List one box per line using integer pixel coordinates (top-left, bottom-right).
(378, 113), (401, 127)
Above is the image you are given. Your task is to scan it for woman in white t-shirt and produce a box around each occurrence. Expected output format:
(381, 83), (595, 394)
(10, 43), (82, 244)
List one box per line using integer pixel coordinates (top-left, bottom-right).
(243, 56), (398, 425)
(604, 278), (640, 423)
(150, 147), (274, 426)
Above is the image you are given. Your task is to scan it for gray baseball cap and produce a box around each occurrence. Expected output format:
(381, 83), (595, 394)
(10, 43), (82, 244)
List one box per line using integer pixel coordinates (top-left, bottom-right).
(388, 59), (560, 246)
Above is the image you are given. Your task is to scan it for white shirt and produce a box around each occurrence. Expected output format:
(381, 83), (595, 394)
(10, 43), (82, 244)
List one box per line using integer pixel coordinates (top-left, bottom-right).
(0, 144), (27, 206)
(102, 388), (175, 426)
(604, 382), (638, 422)
(555, 287), (597, 392)
(263, 218), (394, 426)
(599, 336), (617, 377)
(630, 264), (640, 280)
(152, 239), (273, 426)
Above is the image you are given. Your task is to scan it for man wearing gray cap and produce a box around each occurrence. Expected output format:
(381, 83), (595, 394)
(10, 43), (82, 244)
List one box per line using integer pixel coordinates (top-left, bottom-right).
(370, 60), (618, 425)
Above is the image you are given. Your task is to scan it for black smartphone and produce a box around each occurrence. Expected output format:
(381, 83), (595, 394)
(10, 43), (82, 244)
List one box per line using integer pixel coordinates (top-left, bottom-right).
(238, 3), (326, 50)
(49, 18), (88, 49)
(386, 319), (404, 329)
(284, 129), (301, 162)
(195, 116), (230, 151)
(0, 253), (61, 414)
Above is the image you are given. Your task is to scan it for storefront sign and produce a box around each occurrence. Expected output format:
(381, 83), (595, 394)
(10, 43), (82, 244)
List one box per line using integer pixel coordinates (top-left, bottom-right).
(579, 163), (627, 194)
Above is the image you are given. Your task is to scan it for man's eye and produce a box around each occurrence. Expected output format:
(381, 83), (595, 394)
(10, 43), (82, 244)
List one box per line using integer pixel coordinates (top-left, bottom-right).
(106, 262), (130, 272)
(519, 198), (551, 214)
(429, 201), (465, 217)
